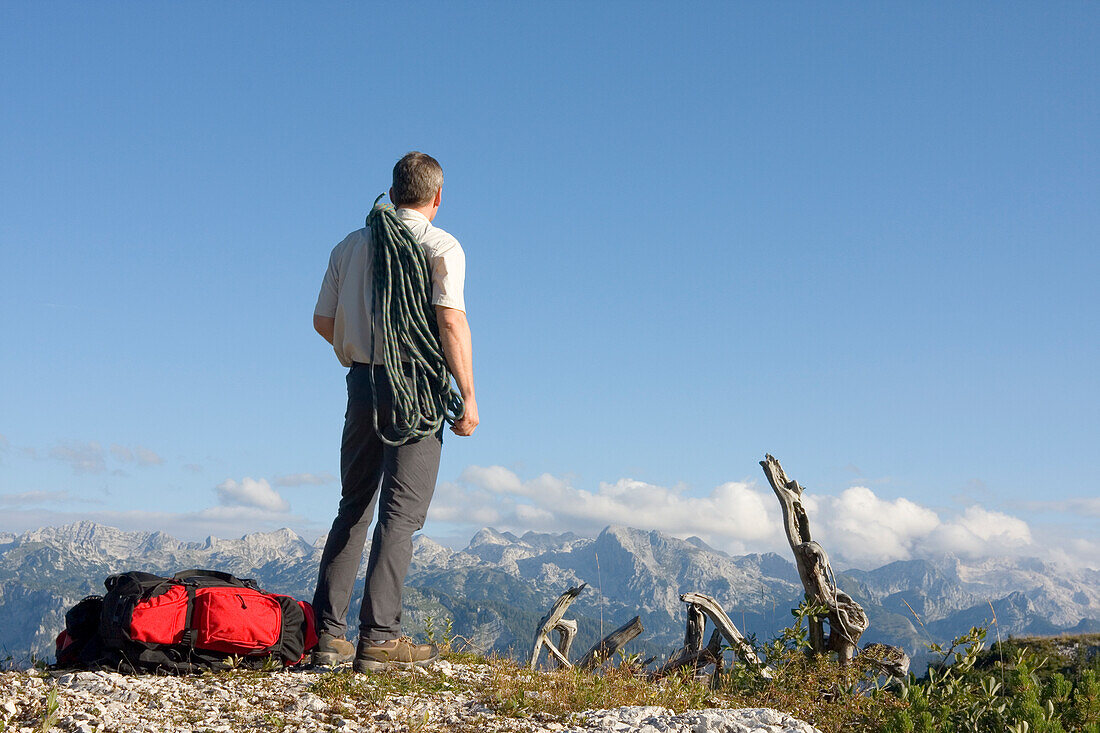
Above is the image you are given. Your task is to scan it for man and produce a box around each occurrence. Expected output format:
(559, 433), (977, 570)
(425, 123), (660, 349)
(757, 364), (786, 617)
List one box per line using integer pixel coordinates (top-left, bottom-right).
(311, 151), (478, 672)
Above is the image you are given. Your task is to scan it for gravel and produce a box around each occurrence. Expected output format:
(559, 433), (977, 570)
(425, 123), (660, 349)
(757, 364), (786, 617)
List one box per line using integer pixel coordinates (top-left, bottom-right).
(0, 662), (822, 733)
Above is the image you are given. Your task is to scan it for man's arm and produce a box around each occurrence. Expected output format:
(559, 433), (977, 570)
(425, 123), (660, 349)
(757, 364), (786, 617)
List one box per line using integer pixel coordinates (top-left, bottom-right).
(314, 314), (335, 345)
(436, 305), (478, 436)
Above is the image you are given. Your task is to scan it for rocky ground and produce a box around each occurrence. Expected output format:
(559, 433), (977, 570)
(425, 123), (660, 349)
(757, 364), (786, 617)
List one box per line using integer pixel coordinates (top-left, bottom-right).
(0, 660), (822, 733)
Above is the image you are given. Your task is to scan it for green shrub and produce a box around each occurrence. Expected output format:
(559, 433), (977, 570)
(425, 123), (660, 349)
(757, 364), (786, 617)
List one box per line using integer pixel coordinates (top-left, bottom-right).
(886, 627), (1100, 732)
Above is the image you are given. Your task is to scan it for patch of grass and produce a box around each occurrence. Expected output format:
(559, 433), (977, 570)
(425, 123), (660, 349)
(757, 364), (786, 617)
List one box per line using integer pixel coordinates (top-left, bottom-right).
(304, 609), (905, 733)
(443, 649), (484, 665)
(719, 654), (907, 732)
(301, 613), (1099, 732)
(260, 711), (287, 729)
(308, 669), (370, 704)
(475, 659), (711, 719)
(38, 685), (60, 733)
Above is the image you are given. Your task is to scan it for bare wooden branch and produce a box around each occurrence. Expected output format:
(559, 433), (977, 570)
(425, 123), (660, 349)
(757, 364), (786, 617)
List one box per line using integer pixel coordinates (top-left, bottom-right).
(578, 616), (643, 669)
(655, 602), (711, 675)
(553, 619), (578, 668)
(705, 628), (723, 659)
(680, 593), (769, 676)
(657, 605), (735, 677)
(708, 628), (725, 689)
(684, 603), (705, 653)
(545, 637), (571, 667)
(656, 646), (716, 676)
(760, 453), (812, 546)
(760, 454), (869, 663)
(529, 584), (585, 669)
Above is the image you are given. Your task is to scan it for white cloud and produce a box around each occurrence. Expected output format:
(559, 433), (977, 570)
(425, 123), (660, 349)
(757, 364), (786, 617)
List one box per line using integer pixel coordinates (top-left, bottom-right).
(215, 477), (289, 512)
(425, 467), (1081, 569)
(460, 465), (530, 496)
(429, 466), (781, 554)
(807, 486), (941, 566)
(49, 441), (106, 475)
(1026, 497), (1100, 518)
(927, 506), (1033, 559)
(0, 490), (73, 507)
(273, 472), (337, 488)
(803, 487), (1038, 567)
(133, 446), (164, 466)
(1042, 537), (1100, 571)
(110, 444), (164, 466)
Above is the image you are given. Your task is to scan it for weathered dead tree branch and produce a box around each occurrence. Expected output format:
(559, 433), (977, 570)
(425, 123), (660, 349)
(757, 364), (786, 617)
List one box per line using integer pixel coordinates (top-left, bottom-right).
(707, 629), (726, 688)
(760, 454), (869, 663)
(530, 584), (585, 669)
(656, 602), (710, 674)
(680, 592), (768, 672)
(553, 618), (578, 669)
(656, 644), (716, 676)
(685, 603), (706, 653)
(578, 615), (644, 669)
(658, 595), (770, 681)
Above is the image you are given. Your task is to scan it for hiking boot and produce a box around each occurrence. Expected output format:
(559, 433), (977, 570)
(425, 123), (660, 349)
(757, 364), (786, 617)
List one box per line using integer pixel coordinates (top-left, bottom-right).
(353, 636), (439, 672)
(312, 632), (355, 665)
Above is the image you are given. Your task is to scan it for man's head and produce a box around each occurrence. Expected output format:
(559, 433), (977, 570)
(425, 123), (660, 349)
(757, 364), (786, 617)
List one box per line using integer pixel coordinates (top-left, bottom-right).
(390, 152), (444, 213)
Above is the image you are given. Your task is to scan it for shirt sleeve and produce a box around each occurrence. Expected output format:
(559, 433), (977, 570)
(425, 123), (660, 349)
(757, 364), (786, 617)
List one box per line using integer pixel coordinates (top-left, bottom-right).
(314, 246), (340, 317)
(430, 236), (466, 312)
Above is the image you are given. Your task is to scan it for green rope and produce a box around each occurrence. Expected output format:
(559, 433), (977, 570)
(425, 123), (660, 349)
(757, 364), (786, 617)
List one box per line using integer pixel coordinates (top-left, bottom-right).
(367, 193), (464, 446)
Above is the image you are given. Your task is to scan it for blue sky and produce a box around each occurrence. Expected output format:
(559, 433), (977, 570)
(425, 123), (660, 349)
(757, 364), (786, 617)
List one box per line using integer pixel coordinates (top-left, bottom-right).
(1, 3), (1097, 568)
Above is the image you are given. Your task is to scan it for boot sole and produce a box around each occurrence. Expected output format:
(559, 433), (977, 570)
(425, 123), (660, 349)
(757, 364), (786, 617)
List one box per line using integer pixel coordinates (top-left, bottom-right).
(353, 654), (439, 673)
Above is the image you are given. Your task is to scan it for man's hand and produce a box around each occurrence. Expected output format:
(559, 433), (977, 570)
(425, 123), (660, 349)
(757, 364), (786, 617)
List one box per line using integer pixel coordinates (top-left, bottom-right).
(451, 397), (479, 436)
(436, 305), (477, 437)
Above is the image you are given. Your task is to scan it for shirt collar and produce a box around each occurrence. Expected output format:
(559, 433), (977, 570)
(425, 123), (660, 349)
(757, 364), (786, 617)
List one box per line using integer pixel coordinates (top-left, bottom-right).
(396, 208), (430, 225)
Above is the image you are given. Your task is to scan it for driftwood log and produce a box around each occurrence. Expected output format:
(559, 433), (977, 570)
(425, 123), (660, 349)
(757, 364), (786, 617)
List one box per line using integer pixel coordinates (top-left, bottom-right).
(577, 615), (644, 669)
(530, 584), (644, 670)
(657, 602), (709, 675)
(658, 627), (723, 676)
(681, 592), (771, 676)
(553, 619), (578, 668)
(760, 454), (868, 662)
(529, 584), (585, 669)
(761, 454), (908, 676)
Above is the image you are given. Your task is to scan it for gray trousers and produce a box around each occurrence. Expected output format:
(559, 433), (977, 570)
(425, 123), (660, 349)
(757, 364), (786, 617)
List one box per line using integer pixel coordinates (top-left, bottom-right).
(312, 363), (442, 642)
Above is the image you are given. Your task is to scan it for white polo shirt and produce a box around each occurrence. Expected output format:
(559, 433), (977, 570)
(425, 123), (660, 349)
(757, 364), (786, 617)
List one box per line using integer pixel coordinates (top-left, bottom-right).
(315, 208), (466, 367)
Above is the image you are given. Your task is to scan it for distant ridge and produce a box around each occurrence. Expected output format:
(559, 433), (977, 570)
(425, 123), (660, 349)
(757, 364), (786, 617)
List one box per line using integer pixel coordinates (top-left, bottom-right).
(1, 521), (1098, 670)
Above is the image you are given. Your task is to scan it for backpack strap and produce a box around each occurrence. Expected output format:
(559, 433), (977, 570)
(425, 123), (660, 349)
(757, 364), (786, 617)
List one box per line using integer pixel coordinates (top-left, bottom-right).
(172, 569), (259, 589)
(179, 583), (198, 650)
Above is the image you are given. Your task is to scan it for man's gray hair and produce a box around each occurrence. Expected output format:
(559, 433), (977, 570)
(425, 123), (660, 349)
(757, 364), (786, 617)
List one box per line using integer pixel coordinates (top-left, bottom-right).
(391, 151), (444, 207)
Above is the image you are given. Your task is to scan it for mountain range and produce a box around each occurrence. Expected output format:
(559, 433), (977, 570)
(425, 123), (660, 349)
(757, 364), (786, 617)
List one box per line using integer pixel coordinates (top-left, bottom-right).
(2, 521), (1098, 672)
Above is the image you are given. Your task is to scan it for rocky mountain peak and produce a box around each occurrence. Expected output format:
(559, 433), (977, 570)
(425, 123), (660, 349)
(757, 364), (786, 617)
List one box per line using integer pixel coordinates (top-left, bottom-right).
(519, 530), (582, 551)
(19, 521), (151, 558)
(467, 527), (519, 549)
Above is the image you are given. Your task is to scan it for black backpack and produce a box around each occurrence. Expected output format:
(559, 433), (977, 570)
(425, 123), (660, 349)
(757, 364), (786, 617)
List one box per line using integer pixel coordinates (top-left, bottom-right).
(55, 569), (318, 673)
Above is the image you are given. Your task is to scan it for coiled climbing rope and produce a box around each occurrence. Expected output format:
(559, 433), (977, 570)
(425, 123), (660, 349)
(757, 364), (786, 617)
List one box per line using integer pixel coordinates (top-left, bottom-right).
(367, 194), (464, 446)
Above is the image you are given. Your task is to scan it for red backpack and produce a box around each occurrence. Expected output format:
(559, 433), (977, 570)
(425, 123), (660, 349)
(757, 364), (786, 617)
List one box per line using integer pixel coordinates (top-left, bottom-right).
(56, 569), (318, 673)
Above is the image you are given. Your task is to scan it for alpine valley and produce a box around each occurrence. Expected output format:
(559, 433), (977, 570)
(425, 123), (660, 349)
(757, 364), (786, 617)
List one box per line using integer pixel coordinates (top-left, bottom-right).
(2, 522), (1098, 672)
